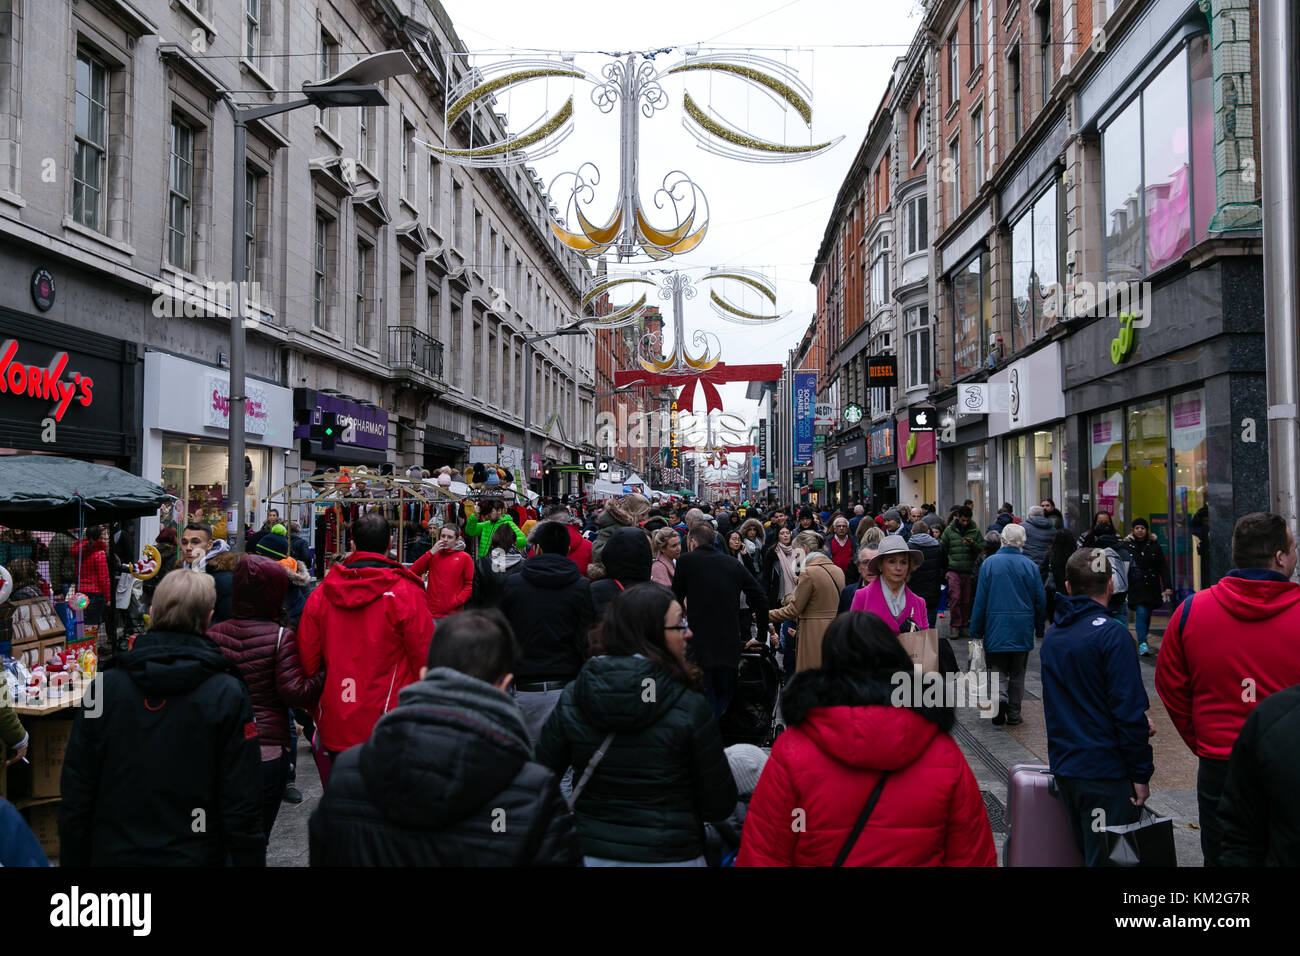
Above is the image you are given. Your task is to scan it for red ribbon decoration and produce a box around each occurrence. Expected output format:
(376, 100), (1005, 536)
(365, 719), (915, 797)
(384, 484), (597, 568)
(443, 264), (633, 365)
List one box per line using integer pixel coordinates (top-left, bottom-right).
(613, 363), (782, 415)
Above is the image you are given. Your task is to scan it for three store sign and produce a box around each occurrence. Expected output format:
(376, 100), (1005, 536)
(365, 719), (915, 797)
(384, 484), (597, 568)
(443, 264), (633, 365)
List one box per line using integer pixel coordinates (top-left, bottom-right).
(0, 339), (95, 421)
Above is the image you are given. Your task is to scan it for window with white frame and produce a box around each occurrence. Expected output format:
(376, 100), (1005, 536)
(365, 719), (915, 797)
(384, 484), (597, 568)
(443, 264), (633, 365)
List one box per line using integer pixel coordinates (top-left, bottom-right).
(402, 119), (416, 201)
(357, 105), (370, 168)
(948, 134), (962, 220)
(1008, 47), (1022, 144)
(313, 213), (333, 330)
(244, 168), (259, 285)
(914, 105), (926, 159)
(244, 0), (260, 63)
(427, 155), (440, 229)
(73, 49), (108, 232)
(317, 28), (339, 135)
(905, 306), (931, 390)
(904, 195), (928, 257)
(948, 33), (959, 106)
(167, 119), (194, 271)
(970, 0), (982, 71)
(972, 105), (984, 185)
(355, 240), (372, 348)
(870, 234), (890, 310)
(1038, 1), (1052, 106)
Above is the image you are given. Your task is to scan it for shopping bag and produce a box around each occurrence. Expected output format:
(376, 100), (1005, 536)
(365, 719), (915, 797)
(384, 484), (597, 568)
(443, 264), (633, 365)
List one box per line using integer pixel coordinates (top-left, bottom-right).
(968, 638), (987, 674)
(896, 627), (940, 673)
(1102, 806), (1177, 867)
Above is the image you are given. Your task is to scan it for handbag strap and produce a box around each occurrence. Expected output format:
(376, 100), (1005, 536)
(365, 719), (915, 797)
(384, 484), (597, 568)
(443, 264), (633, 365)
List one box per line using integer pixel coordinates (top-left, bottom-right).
(275, 626), (284, 654)
(567, 731), (616, 810)
(834, 772), (889, 866)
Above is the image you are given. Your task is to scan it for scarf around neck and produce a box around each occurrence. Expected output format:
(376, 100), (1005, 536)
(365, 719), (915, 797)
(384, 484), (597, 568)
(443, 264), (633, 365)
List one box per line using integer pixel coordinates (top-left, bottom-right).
(776, 543), (798, 598)
(881, 579), (908, 620)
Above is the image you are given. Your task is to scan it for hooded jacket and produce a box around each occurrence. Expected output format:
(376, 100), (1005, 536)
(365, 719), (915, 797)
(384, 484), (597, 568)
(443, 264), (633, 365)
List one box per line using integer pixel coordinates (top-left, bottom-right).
(59, 629), (265, 866)
(1021, 514), (1056, 568)
(296, 552), (435, 753)
(565, 521), (593, 579)
(535, 656), (736, 862)
(463, 512), (527, 558)
(590, 527), (653, 620)
(1125, 534), (1171, 608)
(969, 546), (1047, 653)
(1155, 570), (1300, 759)
(410, 542), (475, 617)
(70, 538), (111, 598)
(907, 531), (944, 611)
(500, 553), (595, 683)
(207, 556), (325, 756)
(739, 518), (766, 557)
(1040, 595), (1153, 782)
(309, 667), (580, 866)
(987, 512), (1017, 533)
(736, 668), (996, 867)
(939, 521), (983, 574)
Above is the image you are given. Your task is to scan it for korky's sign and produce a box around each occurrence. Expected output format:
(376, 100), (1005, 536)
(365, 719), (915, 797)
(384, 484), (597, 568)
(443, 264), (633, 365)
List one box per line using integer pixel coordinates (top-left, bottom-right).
(0, 339), (95, 421)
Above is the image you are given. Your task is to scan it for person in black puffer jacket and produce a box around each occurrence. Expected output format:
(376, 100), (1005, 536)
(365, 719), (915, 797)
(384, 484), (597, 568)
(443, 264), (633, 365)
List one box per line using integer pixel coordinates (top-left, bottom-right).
(1217, 683), (1300, 866)
(590, 526), (653, 620)
(500, 522), (596, 743)
(536, 582), (737, 865)
(207, 556), (324, 843)
(59, 570), (264, 866)
(906, 520), (944, 626)
(309, 610), (580, 866)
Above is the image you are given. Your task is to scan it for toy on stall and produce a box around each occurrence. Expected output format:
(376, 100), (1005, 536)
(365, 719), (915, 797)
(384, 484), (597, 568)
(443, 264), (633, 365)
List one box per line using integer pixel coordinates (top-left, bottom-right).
(0, 564), (11, 604)
(77, 646), (98, 680)
(129, 544), (162, 580)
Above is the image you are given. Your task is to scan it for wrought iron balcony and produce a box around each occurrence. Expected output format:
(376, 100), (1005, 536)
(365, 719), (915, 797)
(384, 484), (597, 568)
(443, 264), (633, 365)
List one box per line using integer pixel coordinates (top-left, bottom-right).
(388, 325), (446, 391)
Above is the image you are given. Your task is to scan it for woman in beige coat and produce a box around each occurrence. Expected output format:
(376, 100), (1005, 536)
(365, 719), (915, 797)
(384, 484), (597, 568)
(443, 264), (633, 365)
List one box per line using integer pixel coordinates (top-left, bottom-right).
(767, 531), (845, 672)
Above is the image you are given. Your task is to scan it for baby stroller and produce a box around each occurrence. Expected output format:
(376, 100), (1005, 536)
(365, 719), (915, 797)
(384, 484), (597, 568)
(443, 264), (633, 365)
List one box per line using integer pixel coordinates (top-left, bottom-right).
(719, 644), (783, 748)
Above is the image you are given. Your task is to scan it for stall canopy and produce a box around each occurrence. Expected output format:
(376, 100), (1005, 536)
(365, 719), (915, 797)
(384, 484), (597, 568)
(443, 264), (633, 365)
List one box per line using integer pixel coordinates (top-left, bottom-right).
(0, 456), (173, 530)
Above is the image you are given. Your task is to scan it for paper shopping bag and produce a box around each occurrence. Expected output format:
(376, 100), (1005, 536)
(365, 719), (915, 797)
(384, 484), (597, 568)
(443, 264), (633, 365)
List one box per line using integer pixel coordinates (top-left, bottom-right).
(1102, 807), (1177, 867)
(896, 627), (940, 673)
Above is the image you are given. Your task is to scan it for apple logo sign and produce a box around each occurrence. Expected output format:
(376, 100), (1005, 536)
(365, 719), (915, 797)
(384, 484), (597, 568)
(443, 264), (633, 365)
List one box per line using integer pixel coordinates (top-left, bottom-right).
(915, 410), (928, 426)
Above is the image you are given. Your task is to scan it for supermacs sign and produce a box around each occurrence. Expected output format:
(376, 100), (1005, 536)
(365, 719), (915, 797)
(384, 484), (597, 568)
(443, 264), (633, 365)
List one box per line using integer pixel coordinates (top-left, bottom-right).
(0, 339), (94, 421)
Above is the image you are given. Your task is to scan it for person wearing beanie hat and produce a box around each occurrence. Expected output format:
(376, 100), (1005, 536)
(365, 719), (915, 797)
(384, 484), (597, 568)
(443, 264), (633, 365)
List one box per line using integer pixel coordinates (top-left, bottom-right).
(726, 743), (768, 798)
(704, 743), (769, 866)
(1123, 516), (1172, 655)
(256, 532), (290, 562)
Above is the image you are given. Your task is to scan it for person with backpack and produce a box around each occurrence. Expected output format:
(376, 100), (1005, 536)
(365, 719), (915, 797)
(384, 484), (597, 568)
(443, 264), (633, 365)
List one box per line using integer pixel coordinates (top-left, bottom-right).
(736, 612), (996, 866)
(535, 582), (737, 865)
(1155, 512), (1300, 867)
(1124, 518), (1173, 656)
(467, 524), (526, 610)
(1088, 525), (1133, 624)
(309, 609), (581, 866)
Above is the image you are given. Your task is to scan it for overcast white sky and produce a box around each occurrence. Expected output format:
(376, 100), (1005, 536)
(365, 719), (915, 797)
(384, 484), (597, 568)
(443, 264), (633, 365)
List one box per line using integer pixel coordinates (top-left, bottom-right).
(438, 0), (925, 468)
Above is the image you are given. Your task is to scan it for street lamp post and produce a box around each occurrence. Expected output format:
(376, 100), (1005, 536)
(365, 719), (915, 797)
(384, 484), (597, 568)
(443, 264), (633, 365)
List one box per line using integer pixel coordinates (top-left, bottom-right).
(521, 320), (595, 498)
(223, 52), (413, 552)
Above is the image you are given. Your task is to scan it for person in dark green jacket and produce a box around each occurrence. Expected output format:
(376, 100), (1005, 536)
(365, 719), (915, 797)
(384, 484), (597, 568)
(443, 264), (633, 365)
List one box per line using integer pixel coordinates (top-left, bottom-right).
(939, 506), (984, 638)
(464, 496), (526, 558)
(536, 582), (737, 865)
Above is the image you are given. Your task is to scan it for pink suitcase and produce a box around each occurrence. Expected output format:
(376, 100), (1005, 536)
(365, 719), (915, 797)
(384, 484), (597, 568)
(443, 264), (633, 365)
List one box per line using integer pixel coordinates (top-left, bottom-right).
(1003, 764), (1084, 867)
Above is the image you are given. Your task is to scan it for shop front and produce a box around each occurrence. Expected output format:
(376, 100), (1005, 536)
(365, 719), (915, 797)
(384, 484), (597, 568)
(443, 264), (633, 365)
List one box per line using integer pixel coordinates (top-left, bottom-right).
(1061, 258), (1265, 595)
(937, 408), (990, 527)
(895, 418), (936, 512)
(294, 389), (392, 472)
(142, 352), (294, 543)
(835, 436), (867, 506)
(988, 343), (1066, 517)
(0, 309), (139, 469)
(867, 422), (896, 508)
(423, 425), (469, 473)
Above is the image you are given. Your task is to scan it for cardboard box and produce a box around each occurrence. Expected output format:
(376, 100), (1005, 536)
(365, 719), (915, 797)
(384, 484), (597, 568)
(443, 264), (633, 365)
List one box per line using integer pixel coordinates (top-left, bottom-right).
(25, 802), (58, 860)
(28, 717), (73, 799)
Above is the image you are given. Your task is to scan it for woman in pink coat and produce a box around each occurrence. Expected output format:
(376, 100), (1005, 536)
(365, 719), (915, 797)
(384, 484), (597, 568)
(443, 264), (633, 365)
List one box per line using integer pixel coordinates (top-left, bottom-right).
(849, 534), (928, 632)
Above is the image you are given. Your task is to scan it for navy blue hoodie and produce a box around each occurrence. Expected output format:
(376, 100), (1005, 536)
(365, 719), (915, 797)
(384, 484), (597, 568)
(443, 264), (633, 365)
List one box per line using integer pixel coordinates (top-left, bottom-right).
(1040, 594), (1153, 782)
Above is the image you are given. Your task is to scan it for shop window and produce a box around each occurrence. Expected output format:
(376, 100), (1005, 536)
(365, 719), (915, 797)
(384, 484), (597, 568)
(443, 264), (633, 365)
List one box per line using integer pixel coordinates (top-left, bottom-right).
(950, 253), (985, 378)
(1089, 407), (1126, 531)
(161, 441), (268, 534)
(1102, 42), (1213, 283)
(1170, 388), (1208, 596)
(965, 445), (986, 526)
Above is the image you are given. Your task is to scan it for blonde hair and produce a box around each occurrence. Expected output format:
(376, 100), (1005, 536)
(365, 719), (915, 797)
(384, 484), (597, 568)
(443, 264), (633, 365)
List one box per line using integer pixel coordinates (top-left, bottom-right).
(652, 527), (680, 557)
(150, 568), (216, 634)
(859, 524), (885, 546)
(794, 530), (824, 554)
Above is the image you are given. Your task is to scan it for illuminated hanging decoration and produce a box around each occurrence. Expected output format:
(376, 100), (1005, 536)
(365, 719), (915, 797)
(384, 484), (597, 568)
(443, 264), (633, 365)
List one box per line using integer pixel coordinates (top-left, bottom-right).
(420, 50), (841, 262)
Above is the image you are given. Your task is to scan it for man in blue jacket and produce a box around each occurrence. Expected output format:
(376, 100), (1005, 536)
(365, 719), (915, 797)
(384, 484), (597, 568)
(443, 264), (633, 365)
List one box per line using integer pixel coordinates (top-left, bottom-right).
(1040, 548), (1154, 866)
(969, 523), (1046, 726)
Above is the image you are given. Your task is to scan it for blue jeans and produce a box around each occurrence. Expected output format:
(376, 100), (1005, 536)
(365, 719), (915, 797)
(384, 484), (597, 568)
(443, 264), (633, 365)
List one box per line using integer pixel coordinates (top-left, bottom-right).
(1134, 604), (1152, 644)
(1107, 596), (1128, 626)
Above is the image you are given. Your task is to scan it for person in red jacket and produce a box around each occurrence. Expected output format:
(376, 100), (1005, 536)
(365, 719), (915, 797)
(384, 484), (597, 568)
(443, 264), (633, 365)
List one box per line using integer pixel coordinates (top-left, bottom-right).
(297, 514), (434, 768)
(71, 526), (112, 626)
(737, 611), (996, 867)
(1155, 511), (1300, 867)
(825, 515), (856, 585)
(208, 555), (324, 844)
(409, 524), (475, 620)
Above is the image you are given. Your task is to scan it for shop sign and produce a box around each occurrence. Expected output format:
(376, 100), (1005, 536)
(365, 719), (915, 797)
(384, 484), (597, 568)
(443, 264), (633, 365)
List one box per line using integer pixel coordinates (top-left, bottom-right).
(866, 356), (897, 388)
(296, 391), (389, 450)
(0, 339), (94, 421)
(207, 373), (269, 435)
(794, 371), (816, 464)
(813, 433), (826, 446)
(896, 417), (937, 467)
(814, 403), (837, 426)
(837, 438), (866, 469)
(1110, 313), (1138, 364)
(868, 424), (895, 466)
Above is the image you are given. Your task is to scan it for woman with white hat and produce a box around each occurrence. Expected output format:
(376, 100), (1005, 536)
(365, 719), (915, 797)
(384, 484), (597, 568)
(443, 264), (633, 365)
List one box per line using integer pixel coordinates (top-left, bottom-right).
(848, 535), (929, 632)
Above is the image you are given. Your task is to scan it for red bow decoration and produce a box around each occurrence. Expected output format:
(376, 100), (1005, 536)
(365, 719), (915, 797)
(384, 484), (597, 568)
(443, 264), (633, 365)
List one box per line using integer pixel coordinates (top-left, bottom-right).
(613, 363), (782, 415)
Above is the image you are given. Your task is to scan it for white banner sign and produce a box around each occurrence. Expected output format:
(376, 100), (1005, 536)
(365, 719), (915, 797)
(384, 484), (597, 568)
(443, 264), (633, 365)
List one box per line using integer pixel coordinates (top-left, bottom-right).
(205, 374), (269, 435)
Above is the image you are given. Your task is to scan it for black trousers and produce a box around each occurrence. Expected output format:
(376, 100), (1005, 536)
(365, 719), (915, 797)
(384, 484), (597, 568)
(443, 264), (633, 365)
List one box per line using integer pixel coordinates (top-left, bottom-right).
(1197, 757), (1230, 867)
(1056, 777), (1141, 866)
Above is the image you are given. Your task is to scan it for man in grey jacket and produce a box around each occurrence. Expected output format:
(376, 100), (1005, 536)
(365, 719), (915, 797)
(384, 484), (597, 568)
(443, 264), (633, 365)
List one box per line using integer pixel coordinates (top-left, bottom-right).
(1022, 505), (1056, 571)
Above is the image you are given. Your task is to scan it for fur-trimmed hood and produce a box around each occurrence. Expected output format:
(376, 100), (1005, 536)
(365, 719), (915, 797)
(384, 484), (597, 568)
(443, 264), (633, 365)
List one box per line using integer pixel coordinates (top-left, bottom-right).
(739, 518), (766, 542)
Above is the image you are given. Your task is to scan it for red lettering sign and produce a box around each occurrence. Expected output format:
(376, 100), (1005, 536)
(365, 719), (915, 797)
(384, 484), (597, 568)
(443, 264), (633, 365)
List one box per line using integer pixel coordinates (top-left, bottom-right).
(0, 339), (94, 421)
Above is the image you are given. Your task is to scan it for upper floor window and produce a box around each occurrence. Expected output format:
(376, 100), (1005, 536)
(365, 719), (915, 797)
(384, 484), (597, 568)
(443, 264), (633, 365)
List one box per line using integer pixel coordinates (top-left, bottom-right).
(914, 106), (926, 159)
(1010, 182), (1063, 351)
(947, 134), (962, 221)
(1008, 47), (1023, 143)
(167, 119), (195, 271)
(950, 251), (988, 379)
(244, 168), (259, 285)
(428, 156), (441, 229)
(1038, 2), (1052, 104)
(244, 0), (260, 62)
(871, 234), (890, 310)
(905, 306), (931, 391)
(904, 195), (928, 257)
(402, 119), (416, 201)
(1102, 39), (1213, 282)
(73, 50), (108, 231)
(948, 33), (959, 106)
(970, 0), (982, 71)
(317, 28), (339, 135)
(972, 106), (985, 185)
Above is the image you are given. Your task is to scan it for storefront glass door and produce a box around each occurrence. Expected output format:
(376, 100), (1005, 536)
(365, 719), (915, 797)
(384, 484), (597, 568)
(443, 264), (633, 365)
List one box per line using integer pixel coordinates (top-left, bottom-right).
(1170, 388), (1209, 598)
(1127, 399), (1170, 549)
(964, 445), (986, 525)
(1089, 409), (1126, 530)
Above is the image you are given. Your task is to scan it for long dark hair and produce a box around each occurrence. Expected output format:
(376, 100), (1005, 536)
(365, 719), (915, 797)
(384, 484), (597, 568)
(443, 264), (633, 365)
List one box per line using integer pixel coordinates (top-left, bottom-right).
(589, 582), (700, 689)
